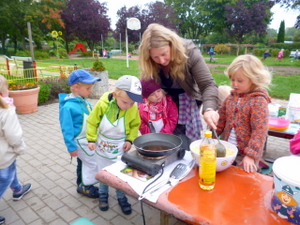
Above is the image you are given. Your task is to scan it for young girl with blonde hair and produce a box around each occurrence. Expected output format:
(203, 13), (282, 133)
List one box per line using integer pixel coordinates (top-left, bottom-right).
(216, 55), (272, 173)
(0, 75), (31, 224)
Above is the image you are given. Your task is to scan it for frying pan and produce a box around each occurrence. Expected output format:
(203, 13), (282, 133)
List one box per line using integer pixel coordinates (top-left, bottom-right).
(133, 122), (183, 157)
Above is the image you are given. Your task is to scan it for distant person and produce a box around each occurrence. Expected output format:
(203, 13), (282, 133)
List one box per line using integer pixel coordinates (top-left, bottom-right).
(209, 47), (216, 63)
(138, 78), (178, 134)
(292, 50), (299, 62)
(275, 49), (284, 61)
(86, 75), (143, 215)
(217, 55), (272, 173)
(103, 49), (107, 58)
(0, 75), (32, 225)
(261, 50), (271, 61)
(59, 69), (101, 199)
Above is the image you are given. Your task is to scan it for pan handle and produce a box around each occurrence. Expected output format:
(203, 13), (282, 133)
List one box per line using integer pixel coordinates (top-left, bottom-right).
(148, 121), (156, 133)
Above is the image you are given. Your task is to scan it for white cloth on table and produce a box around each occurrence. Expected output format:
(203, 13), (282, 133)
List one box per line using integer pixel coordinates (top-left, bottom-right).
(103, 151), (194, 203)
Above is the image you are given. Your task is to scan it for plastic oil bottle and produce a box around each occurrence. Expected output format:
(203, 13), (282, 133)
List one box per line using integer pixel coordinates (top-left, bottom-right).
(199, 130), (217, 190)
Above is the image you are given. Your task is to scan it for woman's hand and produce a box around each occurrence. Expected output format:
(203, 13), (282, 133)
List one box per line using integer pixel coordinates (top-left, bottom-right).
(203, 110), (219, 130)
(239, 155), (258, 173)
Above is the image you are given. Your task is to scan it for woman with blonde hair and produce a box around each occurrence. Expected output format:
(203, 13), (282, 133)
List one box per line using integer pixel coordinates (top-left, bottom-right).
(138, 23), (219, 149)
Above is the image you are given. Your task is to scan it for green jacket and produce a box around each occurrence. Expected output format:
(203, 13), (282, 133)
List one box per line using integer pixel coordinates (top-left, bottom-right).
(86, 92), (141, 143)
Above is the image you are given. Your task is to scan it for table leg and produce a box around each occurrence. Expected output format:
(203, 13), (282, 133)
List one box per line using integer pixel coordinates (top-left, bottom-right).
(160, 211), (169, 225)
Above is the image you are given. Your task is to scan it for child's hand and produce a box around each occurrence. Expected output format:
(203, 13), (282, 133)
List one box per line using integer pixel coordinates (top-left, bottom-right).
(239, 155), (258, 173)
(123, 141), (132, 151)
(70, 150), (78, 157)
(88, 142), (96, 151)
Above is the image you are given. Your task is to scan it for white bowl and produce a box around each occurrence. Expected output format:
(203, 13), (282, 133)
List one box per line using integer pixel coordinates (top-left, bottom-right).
(190, 139), (238, 172)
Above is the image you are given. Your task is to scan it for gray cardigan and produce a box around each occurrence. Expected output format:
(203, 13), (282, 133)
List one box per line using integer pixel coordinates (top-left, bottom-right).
(179, 39), (218, 113)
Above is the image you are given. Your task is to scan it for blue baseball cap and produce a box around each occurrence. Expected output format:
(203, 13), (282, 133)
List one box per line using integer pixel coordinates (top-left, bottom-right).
(68, 69), (101, 86)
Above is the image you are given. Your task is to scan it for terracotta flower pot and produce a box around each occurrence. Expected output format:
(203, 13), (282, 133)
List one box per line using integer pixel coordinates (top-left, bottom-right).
(9, 87), (40, 114)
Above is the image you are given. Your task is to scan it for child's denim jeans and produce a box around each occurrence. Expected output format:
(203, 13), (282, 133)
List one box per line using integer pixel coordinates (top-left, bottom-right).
(99, 182), (125, 199)
(0, 160), (22, 198)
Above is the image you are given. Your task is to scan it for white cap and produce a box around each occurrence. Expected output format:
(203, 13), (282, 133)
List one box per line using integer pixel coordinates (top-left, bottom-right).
(115, 75), (144, 103)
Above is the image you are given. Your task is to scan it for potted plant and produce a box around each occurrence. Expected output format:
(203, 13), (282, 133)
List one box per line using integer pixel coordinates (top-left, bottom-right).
(85, 59), (109, 99)
(8, 78), (40, 114)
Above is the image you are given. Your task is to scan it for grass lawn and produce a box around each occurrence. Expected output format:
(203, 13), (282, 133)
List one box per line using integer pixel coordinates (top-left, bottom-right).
(36, 58), (139, 79)
(36, 55), (300, 100)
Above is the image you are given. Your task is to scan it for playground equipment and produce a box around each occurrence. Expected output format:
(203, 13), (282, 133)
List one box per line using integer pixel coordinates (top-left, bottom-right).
(68, 43), (87, 54)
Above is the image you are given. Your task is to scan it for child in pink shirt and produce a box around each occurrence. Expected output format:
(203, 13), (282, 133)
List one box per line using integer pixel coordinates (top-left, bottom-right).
(138, 79), (178, 134)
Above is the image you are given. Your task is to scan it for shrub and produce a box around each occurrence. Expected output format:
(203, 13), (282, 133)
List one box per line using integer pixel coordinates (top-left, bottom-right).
(214, 44), (230, 54)
(91, 59), (105, 71)
(38, 81), (51, 104)
(38, 77), (70, 101)
(81, 51), (93, 57)
(253, 49), (265, 57)
(35, 50), (50, 60)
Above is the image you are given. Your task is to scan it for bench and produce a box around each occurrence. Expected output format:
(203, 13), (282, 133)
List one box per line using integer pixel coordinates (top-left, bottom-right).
(0, 55), (12, 72)
(11, 56), (32, 62)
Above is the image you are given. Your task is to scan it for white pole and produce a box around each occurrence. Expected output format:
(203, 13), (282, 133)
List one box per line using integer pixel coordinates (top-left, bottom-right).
(126, 28), (129, 68)
(101, 34), (103, 57)
(120, 33), (122, 53)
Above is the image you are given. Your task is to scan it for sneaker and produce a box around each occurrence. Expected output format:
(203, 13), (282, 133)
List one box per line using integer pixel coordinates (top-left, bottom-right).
(77, 184), (99, 198)
(0, 216), (5, 224)
(99, 193), (109, 211)
(118, 196), (132, 215)
(13, 183), (32, 201)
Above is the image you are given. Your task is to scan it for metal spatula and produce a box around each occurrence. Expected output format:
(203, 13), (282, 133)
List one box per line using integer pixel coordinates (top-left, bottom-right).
(212, 129), (226, 157)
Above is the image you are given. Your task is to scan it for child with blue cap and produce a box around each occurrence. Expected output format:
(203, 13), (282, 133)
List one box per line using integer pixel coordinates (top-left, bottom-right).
(59, 69), (101, 198)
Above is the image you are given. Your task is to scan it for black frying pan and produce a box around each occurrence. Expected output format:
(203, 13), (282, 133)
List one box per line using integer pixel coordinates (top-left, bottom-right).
(133, 122), (182, 157)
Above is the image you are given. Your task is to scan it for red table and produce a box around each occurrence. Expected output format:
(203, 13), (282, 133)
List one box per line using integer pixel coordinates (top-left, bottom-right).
(96, 165), (292, 225)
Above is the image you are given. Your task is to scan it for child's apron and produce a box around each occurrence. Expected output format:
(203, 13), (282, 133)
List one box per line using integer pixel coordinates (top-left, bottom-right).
(76, 113), (99, 186)
(149, 112), (164, 133)
(96, 113), (126, 170)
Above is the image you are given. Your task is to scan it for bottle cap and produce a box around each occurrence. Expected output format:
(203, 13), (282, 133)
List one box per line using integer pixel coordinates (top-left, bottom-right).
(204, 130), (212, 138)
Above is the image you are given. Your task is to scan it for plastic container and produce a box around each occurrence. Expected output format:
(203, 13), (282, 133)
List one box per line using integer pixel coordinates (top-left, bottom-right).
(268, 117), (290, 131)
(271, 156), (300, 224)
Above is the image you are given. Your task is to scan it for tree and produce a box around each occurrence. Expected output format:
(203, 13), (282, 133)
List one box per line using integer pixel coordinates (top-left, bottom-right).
(274, 0), (300, 28)
(164, 0), (209, 38)
(165, 0), (275, 40)
(142, 1), (178, 31)
(293, 29), (300, 41)
(114, 2), (177, 43)
(225, 0), (273, 55)
(114, 6), (142, 43)
(277, 20), (285, 42)
(61, 0), (110, 51)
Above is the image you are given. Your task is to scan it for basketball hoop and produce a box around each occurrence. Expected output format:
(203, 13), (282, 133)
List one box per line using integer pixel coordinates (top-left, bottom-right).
(127, 18), (141, 30)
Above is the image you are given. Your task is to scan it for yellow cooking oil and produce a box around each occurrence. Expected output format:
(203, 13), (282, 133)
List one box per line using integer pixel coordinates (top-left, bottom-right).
(199, 131), (217, 190)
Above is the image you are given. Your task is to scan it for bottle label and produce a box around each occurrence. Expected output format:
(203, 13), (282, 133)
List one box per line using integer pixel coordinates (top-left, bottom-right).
(200, 159), (216, 183)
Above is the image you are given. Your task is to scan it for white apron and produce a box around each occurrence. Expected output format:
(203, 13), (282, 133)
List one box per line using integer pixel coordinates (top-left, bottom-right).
(96, 113), (126, 170)
(76, 113), (99, 186)
(149, 113), (164, 133)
